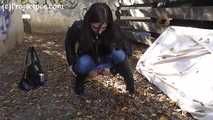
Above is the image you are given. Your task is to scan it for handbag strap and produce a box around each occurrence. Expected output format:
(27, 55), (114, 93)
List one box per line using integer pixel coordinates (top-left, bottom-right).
(22, 46), (44, 79)
(30, 47), (43, 73)
(22, 47), (33, 79)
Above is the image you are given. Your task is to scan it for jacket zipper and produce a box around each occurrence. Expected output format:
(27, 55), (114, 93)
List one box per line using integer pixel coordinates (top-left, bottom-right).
(95, 35), (101, 63)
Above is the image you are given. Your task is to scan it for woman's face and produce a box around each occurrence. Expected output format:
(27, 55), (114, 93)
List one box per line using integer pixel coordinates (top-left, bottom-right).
(90, 22), (107, 34)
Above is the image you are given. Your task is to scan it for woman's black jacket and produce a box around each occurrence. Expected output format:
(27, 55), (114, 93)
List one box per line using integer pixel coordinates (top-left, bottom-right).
(65, 20), (131, 66)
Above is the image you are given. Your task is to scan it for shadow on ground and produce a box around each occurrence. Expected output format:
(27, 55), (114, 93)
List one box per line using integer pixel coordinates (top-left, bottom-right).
(0, 33), (194, 120)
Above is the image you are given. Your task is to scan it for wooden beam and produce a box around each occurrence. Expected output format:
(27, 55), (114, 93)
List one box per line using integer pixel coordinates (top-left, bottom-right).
(118, 7), (213, 21)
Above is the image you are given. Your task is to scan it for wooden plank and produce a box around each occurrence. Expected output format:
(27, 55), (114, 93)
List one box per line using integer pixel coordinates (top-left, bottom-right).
(151, 7), (213, 21)
(120, 6), (151, 10)
(119, 6), (213, 21)
(119, 16), (153, 22)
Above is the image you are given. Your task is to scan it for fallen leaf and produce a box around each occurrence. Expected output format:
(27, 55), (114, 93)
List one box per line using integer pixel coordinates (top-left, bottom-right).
(121, 106), (128, 111)
(159, 115), (168, 120)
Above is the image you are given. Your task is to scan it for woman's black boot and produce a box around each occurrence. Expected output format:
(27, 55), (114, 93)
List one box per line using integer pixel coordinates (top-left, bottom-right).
(113, 60), (135, 94)
(74, 74), (87, 95)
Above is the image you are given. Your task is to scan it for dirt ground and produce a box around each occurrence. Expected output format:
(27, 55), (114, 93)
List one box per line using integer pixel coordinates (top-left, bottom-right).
(0, 33), (194, 120)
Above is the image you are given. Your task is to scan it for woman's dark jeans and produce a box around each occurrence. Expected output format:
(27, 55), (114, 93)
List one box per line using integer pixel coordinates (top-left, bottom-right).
(73, 49), (126, 75)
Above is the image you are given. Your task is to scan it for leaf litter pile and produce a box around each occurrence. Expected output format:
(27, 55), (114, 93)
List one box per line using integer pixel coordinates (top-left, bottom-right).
(0, 33), (194, 120)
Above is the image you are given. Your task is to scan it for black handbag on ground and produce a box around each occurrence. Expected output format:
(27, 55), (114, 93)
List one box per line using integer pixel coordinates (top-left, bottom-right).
(18, 47), (47, 91)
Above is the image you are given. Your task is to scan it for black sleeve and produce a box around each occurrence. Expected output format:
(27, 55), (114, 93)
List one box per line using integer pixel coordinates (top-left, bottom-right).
(113, 23), (133, 57)
(65, 23), (79, 66)
(121, 29), (133, 57)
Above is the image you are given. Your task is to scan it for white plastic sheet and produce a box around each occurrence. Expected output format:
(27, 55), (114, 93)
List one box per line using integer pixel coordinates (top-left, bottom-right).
(136, 26), (213, 120)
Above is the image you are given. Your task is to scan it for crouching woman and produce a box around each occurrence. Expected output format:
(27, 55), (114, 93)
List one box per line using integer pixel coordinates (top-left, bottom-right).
(65, 3), (134, 95)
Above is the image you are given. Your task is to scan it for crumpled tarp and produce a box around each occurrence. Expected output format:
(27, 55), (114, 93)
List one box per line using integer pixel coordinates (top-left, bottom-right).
(136, 26), (213, 120)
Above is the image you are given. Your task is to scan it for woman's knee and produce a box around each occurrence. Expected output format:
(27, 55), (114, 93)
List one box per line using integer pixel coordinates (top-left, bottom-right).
(111, 49), (126, 64)
(74, 55), (96, 74)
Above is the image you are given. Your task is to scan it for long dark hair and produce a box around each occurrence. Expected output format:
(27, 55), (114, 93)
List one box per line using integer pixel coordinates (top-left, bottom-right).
(79, 3), (120, 52)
